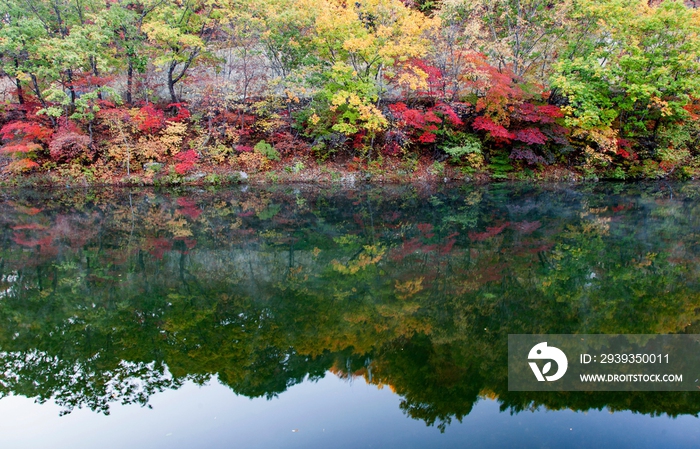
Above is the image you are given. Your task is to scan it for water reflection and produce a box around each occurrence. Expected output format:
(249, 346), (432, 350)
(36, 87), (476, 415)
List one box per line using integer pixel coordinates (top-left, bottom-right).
(1, 182), (700, 429)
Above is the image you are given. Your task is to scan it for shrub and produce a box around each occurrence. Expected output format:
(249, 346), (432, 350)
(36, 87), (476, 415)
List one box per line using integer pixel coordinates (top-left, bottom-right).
(6, 158), (40, 173)
(236, 151), (270, 172)
(159, 121), (188, 155)
(174, 149), (199, 175)
(488, 151), (514, 179)
(270, 131), (308, 156)
(48, 131), (92, 163)
(389, 102), (464, 147)
(428, 161), (445, 176)
(254, 140), (280, 161)
(167, 103), (191, 122)
(132, 104), (165, 134)
(0, 121), (52, 142)
(203, 144), (233, 164)
(0, 120), (52, 172)
(509, 148), (547, 166)
(444, 134), (482, 164)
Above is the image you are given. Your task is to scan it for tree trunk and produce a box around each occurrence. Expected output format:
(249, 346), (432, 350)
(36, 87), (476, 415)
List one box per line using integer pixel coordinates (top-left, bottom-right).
(15, 78), (24, 105)
(14, 59), (24, 104)
(126, 61), (134, 104)
(168, 62), (178, 103)
(67, 69), (76, 110)
(30, 73), (56, 127)
(91, 57), (102, 100)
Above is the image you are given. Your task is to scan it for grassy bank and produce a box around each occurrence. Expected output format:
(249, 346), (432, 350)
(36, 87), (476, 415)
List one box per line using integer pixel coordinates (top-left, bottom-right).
(0, 153), (617, 188)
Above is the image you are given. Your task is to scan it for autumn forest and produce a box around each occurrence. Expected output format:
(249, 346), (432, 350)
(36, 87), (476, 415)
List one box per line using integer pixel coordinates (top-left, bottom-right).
(1, 0), (700, 184)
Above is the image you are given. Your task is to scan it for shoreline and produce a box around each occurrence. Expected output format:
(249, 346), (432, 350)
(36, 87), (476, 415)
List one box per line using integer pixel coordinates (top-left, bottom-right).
(0, 159), (682, 188)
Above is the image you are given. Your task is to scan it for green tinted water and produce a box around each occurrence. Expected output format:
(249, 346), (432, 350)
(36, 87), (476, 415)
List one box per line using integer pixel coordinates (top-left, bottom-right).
(1, 182), (699, 447)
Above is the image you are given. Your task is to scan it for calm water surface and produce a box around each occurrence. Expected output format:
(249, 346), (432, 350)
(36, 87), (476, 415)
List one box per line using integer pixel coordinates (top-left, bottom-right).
(1, 182), (699, 448)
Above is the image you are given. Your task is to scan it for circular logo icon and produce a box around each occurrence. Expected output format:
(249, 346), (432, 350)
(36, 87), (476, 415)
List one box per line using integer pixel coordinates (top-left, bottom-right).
(528, 342), (568, 381)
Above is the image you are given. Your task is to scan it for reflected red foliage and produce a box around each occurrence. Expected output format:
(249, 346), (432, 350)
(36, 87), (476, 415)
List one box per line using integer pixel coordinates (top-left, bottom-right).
(177, 197), (202, 219)
(12, 223), (47, 231)
(468, 223), (509, 242)
(510, 221), (541, 234)
(146, 238), (173, 260)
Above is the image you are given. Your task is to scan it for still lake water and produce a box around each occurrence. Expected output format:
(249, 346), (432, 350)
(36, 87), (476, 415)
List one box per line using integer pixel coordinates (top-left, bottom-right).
(1, 182), (700, 448)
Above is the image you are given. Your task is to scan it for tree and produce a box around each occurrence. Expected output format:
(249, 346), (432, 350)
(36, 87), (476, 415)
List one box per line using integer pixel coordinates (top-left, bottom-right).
(0, 1), (47, 106)
(552, 0), (700, 152)
(441, 0), (572, 84)
(100, 1), (165, 104)
(142, 0), (219, 103)
(311, 0), (435, 96)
